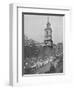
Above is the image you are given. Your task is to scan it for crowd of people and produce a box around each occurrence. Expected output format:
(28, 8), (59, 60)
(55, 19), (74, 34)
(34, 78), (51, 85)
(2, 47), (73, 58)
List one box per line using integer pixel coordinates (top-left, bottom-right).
(24, 54), (63, 74)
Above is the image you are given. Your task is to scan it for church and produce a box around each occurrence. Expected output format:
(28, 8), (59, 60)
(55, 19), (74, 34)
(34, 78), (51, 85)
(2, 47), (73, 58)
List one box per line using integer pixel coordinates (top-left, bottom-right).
(24, 17), (56, 59)
(38, 17), (56, 58)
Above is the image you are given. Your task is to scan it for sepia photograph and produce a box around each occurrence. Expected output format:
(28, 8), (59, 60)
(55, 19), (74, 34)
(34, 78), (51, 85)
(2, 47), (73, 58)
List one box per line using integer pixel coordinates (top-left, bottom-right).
(22, 13), (64, 75)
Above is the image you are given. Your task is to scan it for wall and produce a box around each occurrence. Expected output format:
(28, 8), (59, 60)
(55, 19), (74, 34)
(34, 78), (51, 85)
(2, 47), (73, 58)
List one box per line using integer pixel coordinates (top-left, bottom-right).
(0, 0), (74, 90)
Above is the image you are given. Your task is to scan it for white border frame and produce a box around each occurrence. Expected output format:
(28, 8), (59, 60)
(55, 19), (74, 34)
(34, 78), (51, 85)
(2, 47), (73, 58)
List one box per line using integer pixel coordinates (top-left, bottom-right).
(9, 4), (71, 86)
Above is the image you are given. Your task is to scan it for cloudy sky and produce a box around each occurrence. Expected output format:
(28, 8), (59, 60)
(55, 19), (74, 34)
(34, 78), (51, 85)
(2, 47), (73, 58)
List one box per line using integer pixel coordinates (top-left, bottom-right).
(24, 14), (64, 44)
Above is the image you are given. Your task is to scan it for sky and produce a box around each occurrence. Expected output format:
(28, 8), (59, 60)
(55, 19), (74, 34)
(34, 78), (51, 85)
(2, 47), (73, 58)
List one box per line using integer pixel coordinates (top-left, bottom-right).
(24, 14), (64, 44)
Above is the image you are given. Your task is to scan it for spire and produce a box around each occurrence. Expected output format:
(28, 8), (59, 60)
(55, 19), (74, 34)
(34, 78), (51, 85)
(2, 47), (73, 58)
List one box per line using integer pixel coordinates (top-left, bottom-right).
(47, 17), (49, 23)
(44, 16), (53, 47)
(47, 17), (51, 28)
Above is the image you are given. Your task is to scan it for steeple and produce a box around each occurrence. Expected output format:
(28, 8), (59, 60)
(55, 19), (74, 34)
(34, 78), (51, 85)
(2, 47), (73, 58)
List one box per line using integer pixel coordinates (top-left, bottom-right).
(46, 17), (51, 28)
(44, 17), (53, 47)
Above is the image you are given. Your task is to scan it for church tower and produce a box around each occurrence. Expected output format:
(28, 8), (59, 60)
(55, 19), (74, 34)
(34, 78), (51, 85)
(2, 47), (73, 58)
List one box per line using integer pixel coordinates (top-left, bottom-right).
(44, 17), (53, 47)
